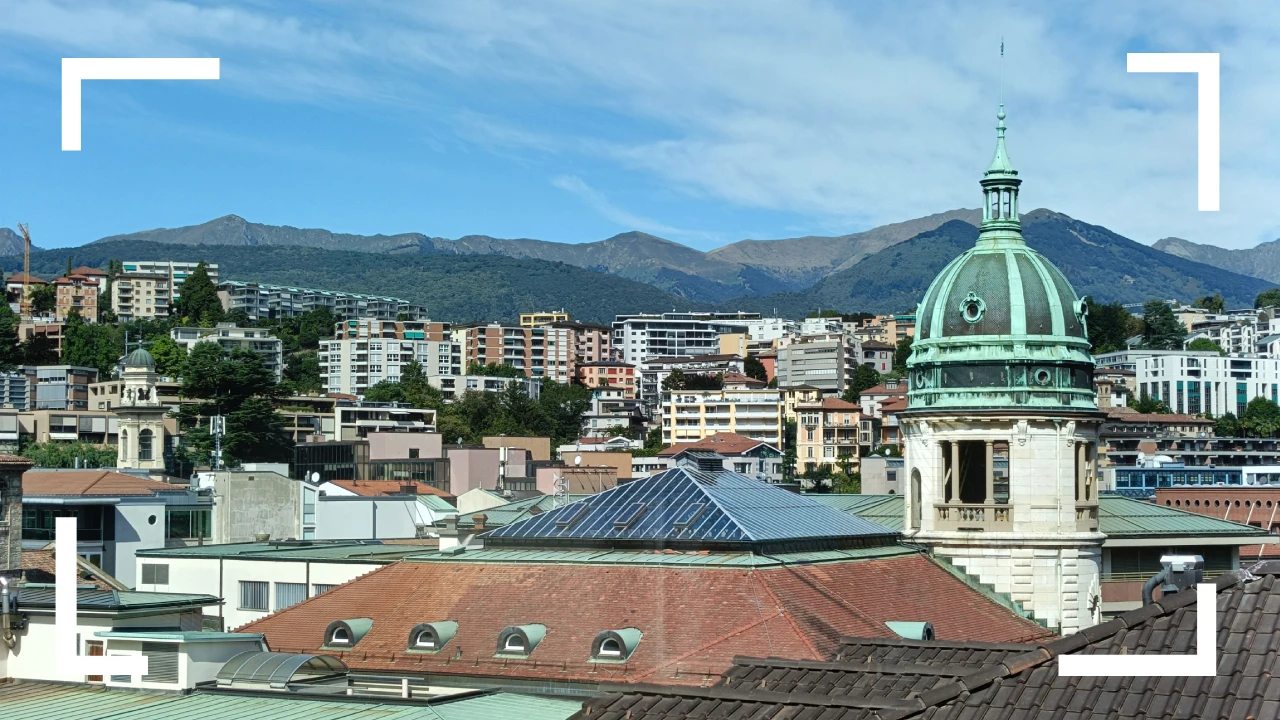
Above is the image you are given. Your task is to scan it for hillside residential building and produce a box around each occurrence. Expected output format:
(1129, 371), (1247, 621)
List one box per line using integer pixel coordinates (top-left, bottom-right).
(858, 377), (909, 418)
(122, 260), (219, 293)
(795, 397), (867, 474)
(459, 321), (610, 382)
(29, 364), (97, 411)
(172, 324), (284, 380)
(519, 309), (570, 327)
(850, 313), (916, 344)
(861, 339), (895, 373)
(576, 361), (637, 397)
(217, 280), (427, 321)
(1133, 352), (1280, 416)
(661, 377), (783, 446)
(612, 311), (760, 364)
(0, 372), (29, 410)
(110, 272), (170, 322)
(4, 272), (46, 313)
(774, 335), (861, 393)
(733, 317), (798, 343)
(580, 386), (648, 438)
(427, 373), (541, 402)
(320, 318), (459, 395)
(638, 353), (745, 407)
(657, 432), (785, 481)
(53, 272), (100, 321)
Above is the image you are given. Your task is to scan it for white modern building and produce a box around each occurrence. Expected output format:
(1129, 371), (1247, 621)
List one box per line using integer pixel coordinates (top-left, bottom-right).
(661, 381), (783, 446)
(218, 281), (428, 321)
(322, 332), (459, 396)
(774, 335), (862, 394)
(427, 374), (541, 402)
(612, 311), (760, 364)
(172, 325), (285, 381)
(1134, 352), (1280, 416)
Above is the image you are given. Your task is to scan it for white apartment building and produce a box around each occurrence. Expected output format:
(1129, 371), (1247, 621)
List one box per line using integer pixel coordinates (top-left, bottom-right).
(219, 281), (428, 321)
(661, 380), (783, 446)
(774, 335), (862, 393)
(638, 354), (745, 407)
(1136, 352), (1280, 416)
(733, 317), (800, 343)
(321, 320), (460, 396)
(172, 324), (284, 380)
(613, 311), (760, 364)
(428, 374), (542, 402)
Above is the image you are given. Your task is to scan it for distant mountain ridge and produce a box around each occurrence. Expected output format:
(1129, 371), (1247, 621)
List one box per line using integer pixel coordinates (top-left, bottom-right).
(1153, 236), (1280, 286)
(56, 209), (1275, 319)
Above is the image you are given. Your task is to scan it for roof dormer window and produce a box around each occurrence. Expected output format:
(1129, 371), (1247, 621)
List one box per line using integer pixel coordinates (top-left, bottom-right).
(496, 624), (545, 658)
(503, 635), (526, 653)
(323, 618), (372, 650)
(591, 628), (642, 663)
(408, 621), (457, 653)
(329, 628), (350, 646)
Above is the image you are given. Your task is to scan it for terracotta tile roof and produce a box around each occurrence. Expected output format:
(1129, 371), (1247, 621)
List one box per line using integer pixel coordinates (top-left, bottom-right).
(575, 563), (1280, 719)
(860, 382), (908, 397)
(861, 340), (896, 350)
(69, 266), (108, 277)
(240, 553), (1049, 686)
(658, 433), (775, 458)
(819, 397), (861, 411)
(18, 548), (124, 591)
(326, 479), (455, 501)
(21, 470), (188, 497)
(4, 273), (45, 285)
(1104, 409), (1211, 423)
(879, 397), (909, 412)
(721, 372), (765, 386)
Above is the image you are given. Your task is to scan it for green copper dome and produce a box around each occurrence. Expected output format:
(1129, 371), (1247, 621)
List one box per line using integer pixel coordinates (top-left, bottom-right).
(907, 107), (1095, 413)
(123, 347), (156, 370)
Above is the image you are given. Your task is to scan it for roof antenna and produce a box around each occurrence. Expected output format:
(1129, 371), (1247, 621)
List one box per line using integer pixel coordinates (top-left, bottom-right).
(999, 37), (1005, 106)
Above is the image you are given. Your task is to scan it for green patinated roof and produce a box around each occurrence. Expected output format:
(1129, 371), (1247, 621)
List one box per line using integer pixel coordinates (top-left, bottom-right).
(408, 544), (918, 567)
(136, 541), (427, 563)
(456, 494), (591, 527)
(906, 105), (1095, 413)
(93, 631), (263, 642)
(812, 494), (1270, 540)
(16, 588), (219, 611)
(417, 494), (459, 512)
(0, 681), (582, 720)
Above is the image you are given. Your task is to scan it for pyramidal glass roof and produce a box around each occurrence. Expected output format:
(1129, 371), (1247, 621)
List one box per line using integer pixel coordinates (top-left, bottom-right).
(481, 467), (897, 551)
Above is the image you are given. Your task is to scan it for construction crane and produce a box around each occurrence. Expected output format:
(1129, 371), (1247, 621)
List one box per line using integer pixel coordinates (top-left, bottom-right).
(15, 224), (30, 319)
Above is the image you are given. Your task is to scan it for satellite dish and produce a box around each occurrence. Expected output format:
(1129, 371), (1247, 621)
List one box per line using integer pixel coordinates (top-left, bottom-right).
(574, 455), (582, 466)
(309, 472), (320, 483)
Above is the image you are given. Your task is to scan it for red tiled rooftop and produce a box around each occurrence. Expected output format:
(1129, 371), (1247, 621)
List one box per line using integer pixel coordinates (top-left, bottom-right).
(19, 549), (121, 590)
(658, 432), (774, 458)
(721, 372), (765, 386)
(860, 381), (909, 397)
(819, 397), (860, 411)
(240, 553), (1050, 686)
(21, 470), (188, 497)
(1104, 409), (1210, 423)
(326, 479), (455, 501)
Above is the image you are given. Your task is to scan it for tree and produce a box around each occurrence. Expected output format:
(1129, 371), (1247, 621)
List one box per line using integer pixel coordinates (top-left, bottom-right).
(0, 303), (20, 371)
(841, 365), (882, 404)
(283, 350), (323, 395)
(893, 336), (913, 372)
(1256, 288), (1280, 309)
(1085, 298), (1139, 354)
(173, 262), (224, 326)
(149, 335), (188, 378)
(1141, 300), (1186, 350)
(1186, 337), (1225, 355)
(465, 362), (524, 378)
(20, 441), (117, 468)
(1196, 293), (1225, 313)
(536, 379), (591, 446)
(1241, 397), (1280, 438)
(662, 370), (722, 391)
(61, 312), (120, 376)
(19, 334), (59, 364)
(1131, 392), (1171, 414)
(28, 284), (56, 315)
(222, 396), (293, 463)
(176, 343), (290, 466)
(743, 355), (768, 382)
(1215, 412), (1241, 438)
(363, 381), (406, 403)
(400, 360), (443, 411)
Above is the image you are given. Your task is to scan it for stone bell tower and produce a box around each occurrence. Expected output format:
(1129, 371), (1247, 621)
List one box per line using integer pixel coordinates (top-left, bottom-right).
(116, 347), (167, 471)
(0, 455), (32, 573)
(901, 106), (1105, 635)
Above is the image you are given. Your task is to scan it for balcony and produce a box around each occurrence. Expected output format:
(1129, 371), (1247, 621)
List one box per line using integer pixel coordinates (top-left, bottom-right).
(1076, 503), (1099, 532)
(934, 503), (1012, 532)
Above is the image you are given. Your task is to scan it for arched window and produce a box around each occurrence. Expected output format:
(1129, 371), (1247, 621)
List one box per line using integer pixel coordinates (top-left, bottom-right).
(503, 635), (526, 653)
(139, 429), (154, 461)
(596, 637), (623, 658)
(413, 630), (435, 649)
(329, 627), (351, 646)
(910, 469), (922, 529)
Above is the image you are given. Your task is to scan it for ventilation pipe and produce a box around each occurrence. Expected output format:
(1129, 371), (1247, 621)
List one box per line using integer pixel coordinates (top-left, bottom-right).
(1142, 554), (1205, 605)
(1, 576), (16, 649)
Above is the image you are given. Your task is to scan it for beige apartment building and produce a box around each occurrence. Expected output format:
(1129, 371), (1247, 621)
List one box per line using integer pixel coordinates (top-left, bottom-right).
(519, 310), (570, 327)
(661, 376), (783, 447)
(794, 397), (868, 475)
(112, 273), (170, 322)
(461, 321), (613, 383)
(54, 270), (102, 322)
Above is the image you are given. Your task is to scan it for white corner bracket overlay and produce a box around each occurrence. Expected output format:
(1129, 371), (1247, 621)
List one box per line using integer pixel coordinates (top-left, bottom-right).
(62, 57), (221, 151)
(55, 517), (150, 680)
(1127, 52), (1220, 212)
(1058, 583), (1218, 677)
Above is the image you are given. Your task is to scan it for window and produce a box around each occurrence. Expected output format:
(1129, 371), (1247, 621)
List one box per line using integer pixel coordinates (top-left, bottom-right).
(413, 630), (436, 649)
(409, 448), (420, 459)
(140, 563), (169, 585)
(138, 428), (153, 460)
(502, 635), (526, 653)
(597, 637), (623, 658)
(141, 643), (179, 684)
(166, 507), (211, 540)
(239, 580), (268, 611)
(329, 627), (352, 646)
(312, 583), (337, 596)
(275, 582), (306, 611)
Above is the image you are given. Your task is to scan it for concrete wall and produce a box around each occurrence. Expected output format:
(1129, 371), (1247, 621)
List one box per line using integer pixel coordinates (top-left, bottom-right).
(110, 501), (171, 587)
(563, 451), (634, 480)
(1, 459), (26, 572)
(0, 610), (202, 683)
(314, 496), (449, 542)
(534, 466), (618, 495)
(369, 431), (443, 460)
(483, 436), (551, 462)
(455, 488), (508, 515)
(445, 447), (501, 494)
(134, 554), (389, 631)
(211, 471), (301, 544)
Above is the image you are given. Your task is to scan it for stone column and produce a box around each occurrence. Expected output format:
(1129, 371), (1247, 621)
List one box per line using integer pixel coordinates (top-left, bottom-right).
(948, 441), (959, 503)
(0, 454), (34, 573)
(985, 440), (995, 504)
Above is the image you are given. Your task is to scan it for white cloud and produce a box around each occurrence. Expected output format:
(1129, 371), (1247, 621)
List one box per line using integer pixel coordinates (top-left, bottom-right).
(4, 1), (1280, 249)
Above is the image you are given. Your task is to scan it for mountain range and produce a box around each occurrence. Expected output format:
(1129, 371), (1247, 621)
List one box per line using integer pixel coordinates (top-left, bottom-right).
(0, 209), (1272, 324)
(1153, 236), (1280, 286)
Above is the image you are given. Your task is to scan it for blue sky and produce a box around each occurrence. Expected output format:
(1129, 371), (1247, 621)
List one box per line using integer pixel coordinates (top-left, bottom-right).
(1, 1), (1279, 251)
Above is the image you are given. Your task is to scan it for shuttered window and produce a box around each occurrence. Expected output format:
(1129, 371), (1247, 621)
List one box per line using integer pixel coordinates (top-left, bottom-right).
(141, 643), (179, 684)
(140, 563), (169, 585)
(312, 583), (338, 596)
(239, 581), (268, 610)
(274, 582), (306, 611)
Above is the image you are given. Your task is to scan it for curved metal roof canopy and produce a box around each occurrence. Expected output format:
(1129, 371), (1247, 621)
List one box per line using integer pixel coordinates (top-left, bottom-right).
(215, 651), (347, 688)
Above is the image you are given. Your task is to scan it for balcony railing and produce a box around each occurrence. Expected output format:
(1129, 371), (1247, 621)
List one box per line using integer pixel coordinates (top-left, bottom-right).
(934, 503), (1013, 531)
